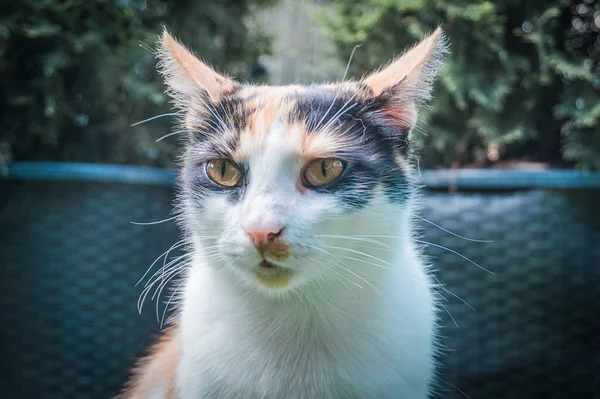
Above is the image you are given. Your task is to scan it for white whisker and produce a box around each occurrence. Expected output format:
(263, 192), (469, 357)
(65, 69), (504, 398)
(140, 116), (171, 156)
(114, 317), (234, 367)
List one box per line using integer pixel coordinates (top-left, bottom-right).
(321, 244), (393, 269)
(429, 272), (475, 312)
(131, 112), (181, 127)
(160, 278), (186, 329)
(154, 264), (188, 322)
(136, 240), (186, 287)
(316, 234), (393, 249)
(130, 216), (176, 226)
(414, 215), (492, 243)
(304, 245), (387, 302)
(439, 303), (458, 328)
(156, 129), (208, 142)
(415, 240), (493, 275)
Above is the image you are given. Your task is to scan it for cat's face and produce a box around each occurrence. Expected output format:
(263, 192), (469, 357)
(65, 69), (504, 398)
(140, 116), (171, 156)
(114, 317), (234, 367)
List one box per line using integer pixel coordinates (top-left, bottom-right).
(159, 29), (446, 293)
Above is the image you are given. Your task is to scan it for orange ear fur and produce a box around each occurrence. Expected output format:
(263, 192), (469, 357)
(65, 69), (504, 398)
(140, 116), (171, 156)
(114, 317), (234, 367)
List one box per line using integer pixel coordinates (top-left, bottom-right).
(363, 28), (448, 131)
(157, 30), (236, 103)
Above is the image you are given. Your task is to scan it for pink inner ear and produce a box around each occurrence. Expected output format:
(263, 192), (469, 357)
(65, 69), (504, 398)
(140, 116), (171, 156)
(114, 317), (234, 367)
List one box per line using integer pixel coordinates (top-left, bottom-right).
(382, 101), (417, 133)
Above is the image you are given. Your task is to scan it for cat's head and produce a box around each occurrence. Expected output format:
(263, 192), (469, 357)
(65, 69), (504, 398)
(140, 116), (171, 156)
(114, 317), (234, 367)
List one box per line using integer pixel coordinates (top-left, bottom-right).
(158, 29), (447, 294)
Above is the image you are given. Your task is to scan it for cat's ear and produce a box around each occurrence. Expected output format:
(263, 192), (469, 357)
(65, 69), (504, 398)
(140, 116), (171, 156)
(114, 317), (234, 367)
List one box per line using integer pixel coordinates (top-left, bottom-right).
(157, 30), (236, 103)
(362, 28), (447, 132)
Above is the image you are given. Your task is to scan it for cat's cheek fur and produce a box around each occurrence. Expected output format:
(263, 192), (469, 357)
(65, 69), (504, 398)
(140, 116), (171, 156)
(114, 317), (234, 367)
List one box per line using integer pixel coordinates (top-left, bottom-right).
(177, 195), (437, 398)
(212, 192), (344, 293)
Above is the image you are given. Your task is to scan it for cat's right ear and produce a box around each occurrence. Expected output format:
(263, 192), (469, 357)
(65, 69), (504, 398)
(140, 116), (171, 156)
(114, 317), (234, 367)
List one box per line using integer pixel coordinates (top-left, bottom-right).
(361, 28), (447, 134)
(157, 30), (236, 104)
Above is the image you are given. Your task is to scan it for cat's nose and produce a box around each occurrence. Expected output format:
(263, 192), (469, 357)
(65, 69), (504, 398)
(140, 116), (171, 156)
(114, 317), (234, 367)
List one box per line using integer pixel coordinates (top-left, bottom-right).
(245, 222), (289, 261)
(247, 225), (284, 248)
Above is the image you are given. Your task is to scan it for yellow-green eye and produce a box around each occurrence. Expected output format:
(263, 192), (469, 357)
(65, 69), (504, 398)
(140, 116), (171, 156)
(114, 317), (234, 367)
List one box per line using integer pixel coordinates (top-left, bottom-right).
(206, 159), (242, 187)
(303, 158), (345, 188)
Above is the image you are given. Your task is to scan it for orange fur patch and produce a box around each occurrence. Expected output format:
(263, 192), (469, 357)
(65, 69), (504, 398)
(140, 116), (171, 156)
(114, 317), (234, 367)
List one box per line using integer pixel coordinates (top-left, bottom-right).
(264, 239), (292, 262)
(383, 102), (418, 133)
(363, 28), (442, 96)
(300, 126), (351, 159)
(160, 31), (235, 100)
(116, 328), (181, 399)
(234, 87), (300, 161)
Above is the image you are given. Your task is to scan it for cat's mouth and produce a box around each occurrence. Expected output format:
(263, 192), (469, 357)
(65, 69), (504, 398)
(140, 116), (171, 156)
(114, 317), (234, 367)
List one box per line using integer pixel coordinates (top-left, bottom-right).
(254, 260), (294, 288)
(259, 260), (278, 269)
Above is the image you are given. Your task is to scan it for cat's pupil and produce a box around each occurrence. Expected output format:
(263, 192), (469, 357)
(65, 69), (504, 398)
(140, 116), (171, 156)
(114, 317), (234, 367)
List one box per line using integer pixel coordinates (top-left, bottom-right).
(221, 161), (227, 178)
(321, 160), (327, 177)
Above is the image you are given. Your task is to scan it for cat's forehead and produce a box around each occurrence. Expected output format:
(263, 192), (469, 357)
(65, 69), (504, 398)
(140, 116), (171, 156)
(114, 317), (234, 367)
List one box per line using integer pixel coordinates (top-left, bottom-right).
(190, 82), (374, 162)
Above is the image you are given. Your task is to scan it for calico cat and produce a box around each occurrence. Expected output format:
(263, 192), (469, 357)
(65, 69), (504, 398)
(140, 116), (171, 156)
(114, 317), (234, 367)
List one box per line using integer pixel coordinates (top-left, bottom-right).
(119, 27), (448, 399)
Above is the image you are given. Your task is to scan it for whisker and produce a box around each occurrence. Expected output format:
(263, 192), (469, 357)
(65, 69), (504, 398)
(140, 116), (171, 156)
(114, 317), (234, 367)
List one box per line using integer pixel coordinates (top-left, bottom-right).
(144, 254), (192, 288)
(415, 240), (494, 275)
(156, 255), (245, 328)
(440, 379), (473, 399)
(197, 96), (229, 133)
(429, 273), (475, 312)
(139, 255), (193, 314)
(440, 303), (458, 328)
(330, 253), (392, 271)
(218, 101), (236, 132)
(160, 279), (186, 329)
(131, 112), (181, 127)
(340, 265), (387, 303)
(138, 267), (178, 314)
(156, 129), (208, 142)
(311, 44), (360, 133)
(154, 265), (188, 322)
(305, 245), (387, 301)
(316, 96), (358, 134)
(138, 41), (156, 54)
(321, 244), (393, 268)
(130, 216), (176, 226)
(300, 251), (364, 290)
(414, 215), (492, 243)
(136, 240), (186, 287)
(139, 263), (183, 313)
(157, 240), (192, 284)
(315, 234), (393, 249)
(342, 44), (361, 81)
(328, 251), (427, 287)
(340, 234), (493, 274)
(292, 288), (310, 309)
(152, 265), (186, 300)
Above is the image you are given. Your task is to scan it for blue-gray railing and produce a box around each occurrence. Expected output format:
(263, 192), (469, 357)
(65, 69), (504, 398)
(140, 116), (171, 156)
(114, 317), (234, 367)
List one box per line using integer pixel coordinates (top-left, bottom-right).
(4, 161), (600, 189)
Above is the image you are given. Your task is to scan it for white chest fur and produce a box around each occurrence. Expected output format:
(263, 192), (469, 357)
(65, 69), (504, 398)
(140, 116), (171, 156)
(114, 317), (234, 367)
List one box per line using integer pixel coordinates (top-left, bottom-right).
(177, 242), (436, 399)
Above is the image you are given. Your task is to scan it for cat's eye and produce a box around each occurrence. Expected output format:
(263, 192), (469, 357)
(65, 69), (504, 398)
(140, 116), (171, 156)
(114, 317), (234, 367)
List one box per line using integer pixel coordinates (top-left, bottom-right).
(303, 158), (345, 188)
(206, 159), (242, 187)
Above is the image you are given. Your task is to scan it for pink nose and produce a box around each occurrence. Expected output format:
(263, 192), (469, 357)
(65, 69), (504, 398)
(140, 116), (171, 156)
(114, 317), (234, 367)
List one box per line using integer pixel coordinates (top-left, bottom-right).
(248, 226), (284, 249)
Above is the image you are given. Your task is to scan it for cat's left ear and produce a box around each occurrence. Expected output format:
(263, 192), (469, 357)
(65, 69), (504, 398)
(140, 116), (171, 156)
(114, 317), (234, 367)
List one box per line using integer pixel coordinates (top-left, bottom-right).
(362, 28), (448, 133)
(157, 30), (237, 104)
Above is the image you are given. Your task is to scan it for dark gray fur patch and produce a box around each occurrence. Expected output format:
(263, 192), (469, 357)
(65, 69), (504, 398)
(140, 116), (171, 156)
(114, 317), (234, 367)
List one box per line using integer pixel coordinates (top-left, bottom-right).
(182, 85), (413, 210)
(288, 86), (413, 209)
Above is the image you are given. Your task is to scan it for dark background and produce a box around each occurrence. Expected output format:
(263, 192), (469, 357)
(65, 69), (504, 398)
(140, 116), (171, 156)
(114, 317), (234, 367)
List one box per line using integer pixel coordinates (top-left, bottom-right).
(0, 0), (599, 170)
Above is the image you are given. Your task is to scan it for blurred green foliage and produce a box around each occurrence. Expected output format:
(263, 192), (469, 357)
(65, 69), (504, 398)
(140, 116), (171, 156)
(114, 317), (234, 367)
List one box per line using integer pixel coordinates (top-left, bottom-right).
(325, 0), (600, 169)
(0, 0), (273, 168)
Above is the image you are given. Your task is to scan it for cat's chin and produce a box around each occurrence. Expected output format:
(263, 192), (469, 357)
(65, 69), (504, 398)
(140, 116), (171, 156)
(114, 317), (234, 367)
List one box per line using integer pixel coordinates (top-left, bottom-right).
(252, 261), (295, 289)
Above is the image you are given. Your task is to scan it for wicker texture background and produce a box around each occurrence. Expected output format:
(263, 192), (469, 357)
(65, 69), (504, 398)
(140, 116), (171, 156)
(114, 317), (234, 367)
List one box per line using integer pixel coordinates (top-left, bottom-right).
(0, 175), (598, 399)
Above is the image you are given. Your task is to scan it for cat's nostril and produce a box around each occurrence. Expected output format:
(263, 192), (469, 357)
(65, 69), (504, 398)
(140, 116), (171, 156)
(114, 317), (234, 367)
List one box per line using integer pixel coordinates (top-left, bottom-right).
(248, 227), (284, 247)
(267, 229), (283, 242)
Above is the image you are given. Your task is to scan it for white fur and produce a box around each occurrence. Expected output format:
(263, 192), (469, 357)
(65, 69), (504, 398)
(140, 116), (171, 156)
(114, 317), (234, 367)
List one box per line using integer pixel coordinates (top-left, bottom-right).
(174, 121), (437, 398)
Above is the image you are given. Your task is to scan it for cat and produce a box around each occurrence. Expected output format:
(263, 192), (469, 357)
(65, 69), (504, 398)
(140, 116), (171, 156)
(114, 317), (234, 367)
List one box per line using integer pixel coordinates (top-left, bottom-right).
(118, 27), (448, 399)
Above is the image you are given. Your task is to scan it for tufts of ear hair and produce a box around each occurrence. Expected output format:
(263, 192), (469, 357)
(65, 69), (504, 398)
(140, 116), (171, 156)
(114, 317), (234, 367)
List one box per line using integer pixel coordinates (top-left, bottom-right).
(362, 28), (449, 136)
(156, 29), (238, 107)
